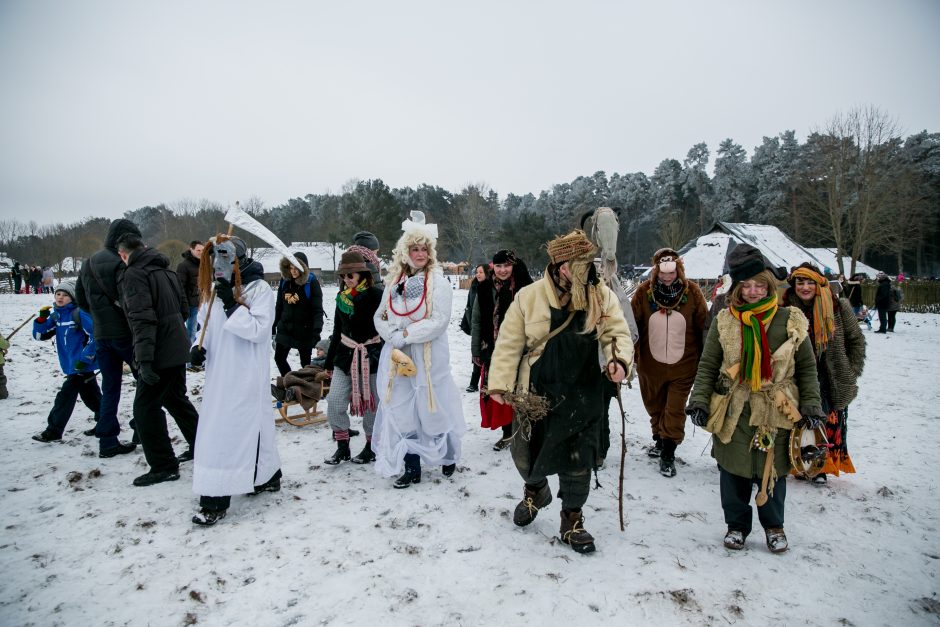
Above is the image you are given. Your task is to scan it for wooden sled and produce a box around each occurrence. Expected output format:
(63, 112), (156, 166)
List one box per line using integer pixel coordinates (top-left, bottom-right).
(273, 383), (330, 427)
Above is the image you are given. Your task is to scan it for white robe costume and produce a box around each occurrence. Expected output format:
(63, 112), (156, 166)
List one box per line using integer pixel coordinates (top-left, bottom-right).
(372, 265), (466, 477)
(192, 278), (281, 496)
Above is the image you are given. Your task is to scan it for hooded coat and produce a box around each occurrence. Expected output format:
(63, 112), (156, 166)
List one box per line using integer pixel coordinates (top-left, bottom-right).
(273, 254), (324, 350)
(117, 247), (190, 369)
(76, 219), (141, 341)
(193, 259), (281, 496)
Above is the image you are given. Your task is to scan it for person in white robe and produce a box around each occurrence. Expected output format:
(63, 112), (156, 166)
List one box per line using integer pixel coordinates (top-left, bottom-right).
(188, 235), (282, 525)
(372, 211), (466, 488)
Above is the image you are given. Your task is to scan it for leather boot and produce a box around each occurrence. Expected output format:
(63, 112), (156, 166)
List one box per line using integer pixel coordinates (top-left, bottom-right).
(324, 439), (351, 465)
(513, 482), (552, 527)
(350, 441), (376, 464)
(659, 439), (677, 477)
(559, 509), (596, 554)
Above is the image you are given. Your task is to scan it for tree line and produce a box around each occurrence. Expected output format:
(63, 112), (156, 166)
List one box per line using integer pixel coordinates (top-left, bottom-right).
(2, 106), (937, 277)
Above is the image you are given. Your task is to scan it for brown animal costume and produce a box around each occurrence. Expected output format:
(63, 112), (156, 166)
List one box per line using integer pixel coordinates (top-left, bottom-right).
(631, 247), (708, 476)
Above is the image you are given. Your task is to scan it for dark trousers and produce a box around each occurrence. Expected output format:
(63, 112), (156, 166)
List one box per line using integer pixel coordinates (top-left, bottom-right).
(274, 343), (312, 377)
(95, 337), (136, 449)
(469, 362), (481, 387)
(887, 310), (897, 331)
(46, 373), (101, 437)
(199, 463), (283, 512)
(719, 466), (786, 537)
(525, 471), (591, 511)
(13, 276), (21, 293)
(133, 365), (198, 473)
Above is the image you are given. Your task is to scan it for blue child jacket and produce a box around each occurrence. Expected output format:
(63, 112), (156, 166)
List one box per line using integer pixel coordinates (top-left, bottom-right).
(33, 302), (98, 375)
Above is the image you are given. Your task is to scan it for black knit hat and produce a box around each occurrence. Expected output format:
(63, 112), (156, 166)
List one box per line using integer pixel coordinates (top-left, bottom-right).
(727, 244), (769, 284)
(352, 231), (380, 251)
(492, 249), (517, 265)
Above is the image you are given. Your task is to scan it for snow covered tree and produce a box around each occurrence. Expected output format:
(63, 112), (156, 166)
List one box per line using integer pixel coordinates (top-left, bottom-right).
(711, 139), (752, 222)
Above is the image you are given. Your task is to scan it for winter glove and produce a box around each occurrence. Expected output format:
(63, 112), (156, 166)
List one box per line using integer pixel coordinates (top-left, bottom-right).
(390, 331), (407, 349)
(74, 360), (88, 372)
(189, 346), (206, 368)
(37, 305), (52, 321)
(798, 414), (824, 430)
(137, 361), (160, 386)
(214, 278), (237, 310)
(686, 406), (708, 428)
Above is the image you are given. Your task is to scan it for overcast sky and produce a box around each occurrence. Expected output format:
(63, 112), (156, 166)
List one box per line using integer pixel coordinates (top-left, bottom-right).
(1, 0), (938, 224)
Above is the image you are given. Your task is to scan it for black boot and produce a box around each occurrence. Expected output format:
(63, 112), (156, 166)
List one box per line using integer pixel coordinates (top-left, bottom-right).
(393, 466), (421, 489)
(647, 436), (663, 458)
(560, 509), (596, 554)
(513, 482), (553, 527)
(351, 441), (376, 464)
(192, 508), (227, 526)
(324, 439), (351, 465)
(251, 469), (282, 494)
(659, 439), (677, 478)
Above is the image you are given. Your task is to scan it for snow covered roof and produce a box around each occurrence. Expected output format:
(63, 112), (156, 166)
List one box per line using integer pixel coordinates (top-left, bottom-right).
(252, 242), (348, 274)
(805, 248), (881, 278)
(676, 222), (830, 280)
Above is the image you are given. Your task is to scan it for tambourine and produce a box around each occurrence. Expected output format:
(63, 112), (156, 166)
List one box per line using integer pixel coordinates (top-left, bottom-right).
(789, 424), (829, 479)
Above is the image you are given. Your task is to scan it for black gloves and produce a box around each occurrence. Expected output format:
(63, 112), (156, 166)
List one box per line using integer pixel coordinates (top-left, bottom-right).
(38, 305), (52, 321)
(137, 361), (160, 386)
(798, 414), (824, 430)
(74, 360), (88, 372)
(215, 278), (237, 311)
(686, 407), (708, 427)
(190, 346), (207, 368)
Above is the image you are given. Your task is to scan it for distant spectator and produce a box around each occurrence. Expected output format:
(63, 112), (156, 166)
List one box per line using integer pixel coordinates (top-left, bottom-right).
(12, 261), (22, 294)
(177, 240), (204, 348)
(41, 266), (55, 293)
(29, 266), (42, 294)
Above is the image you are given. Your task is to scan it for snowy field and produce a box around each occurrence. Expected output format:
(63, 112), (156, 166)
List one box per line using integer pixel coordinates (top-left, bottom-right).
(1, 287), (938, 627)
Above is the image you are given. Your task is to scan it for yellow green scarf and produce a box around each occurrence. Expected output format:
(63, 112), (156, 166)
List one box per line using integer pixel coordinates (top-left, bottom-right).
(729, 294), (778, 391)
(336, 279), (369, 315)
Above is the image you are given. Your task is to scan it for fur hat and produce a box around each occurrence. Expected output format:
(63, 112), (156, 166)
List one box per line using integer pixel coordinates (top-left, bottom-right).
(546, 230), (596, 265)
(54, 280), (77, 301)
(727, 244), (770, 284)
(279, 251), (310, 281)
(337, 251), (369, 274)
(353, 231), (380, 251)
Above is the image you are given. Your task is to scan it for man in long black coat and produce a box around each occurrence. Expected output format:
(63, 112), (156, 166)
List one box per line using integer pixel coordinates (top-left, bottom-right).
(75, 219), (142, 457)
(116, 232), (199, 486)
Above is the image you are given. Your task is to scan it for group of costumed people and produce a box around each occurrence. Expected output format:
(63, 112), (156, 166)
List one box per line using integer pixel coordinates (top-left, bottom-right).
(17, 204), (869, 554)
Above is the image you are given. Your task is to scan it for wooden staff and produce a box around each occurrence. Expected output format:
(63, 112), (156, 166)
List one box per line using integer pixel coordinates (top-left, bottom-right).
(612, 337), (628, 532)
(6, 314), (36, 341)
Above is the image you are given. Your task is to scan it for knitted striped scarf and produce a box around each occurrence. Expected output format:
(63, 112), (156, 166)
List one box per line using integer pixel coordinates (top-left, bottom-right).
(729, 294), (778, 391)
(790, 267), (834, 355)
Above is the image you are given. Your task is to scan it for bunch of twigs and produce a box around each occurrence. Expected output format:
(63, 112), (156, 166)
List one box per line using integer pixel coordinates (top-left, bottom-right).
(499, 390), (553, 442)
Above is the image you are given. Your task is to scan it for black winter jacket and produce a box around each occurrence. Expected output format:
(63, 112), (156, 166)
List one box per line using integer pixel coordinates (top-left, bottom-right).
(176, 250), (201, 308)
(874, 278), (891, 309)
(117, 247), (190, 369)
(324, 286), (384, 374)
(75, 219), (140, 341)
(273, 273), (324, 349)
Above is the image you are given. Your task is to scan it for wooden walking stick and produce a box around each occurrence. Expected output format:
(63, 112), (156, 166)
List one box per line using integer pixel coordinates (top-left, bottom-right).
(6, 314), (36, 341)
(611, 337), (628, 532)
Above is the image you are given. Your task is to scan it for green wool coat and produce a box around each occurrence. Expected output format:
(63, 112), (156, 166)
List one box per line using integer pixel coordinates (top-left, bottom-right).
(689, 307), (822, 479)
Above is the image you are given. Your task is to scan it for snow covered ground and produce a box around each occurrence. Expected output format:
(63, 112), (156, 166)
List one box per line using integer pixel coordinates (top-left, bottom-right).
(1, 288), (938, 626)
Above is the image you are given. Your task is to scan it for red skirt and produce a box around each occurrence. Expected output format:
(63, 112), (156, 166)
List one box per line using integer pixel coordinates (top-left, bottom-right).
(480, 394), (514, 429)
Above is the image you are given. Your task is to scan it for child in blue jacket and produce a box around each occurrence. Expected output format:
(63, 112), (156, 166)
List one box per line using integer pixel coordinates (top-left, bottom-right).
(31, 280), (107, 446)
